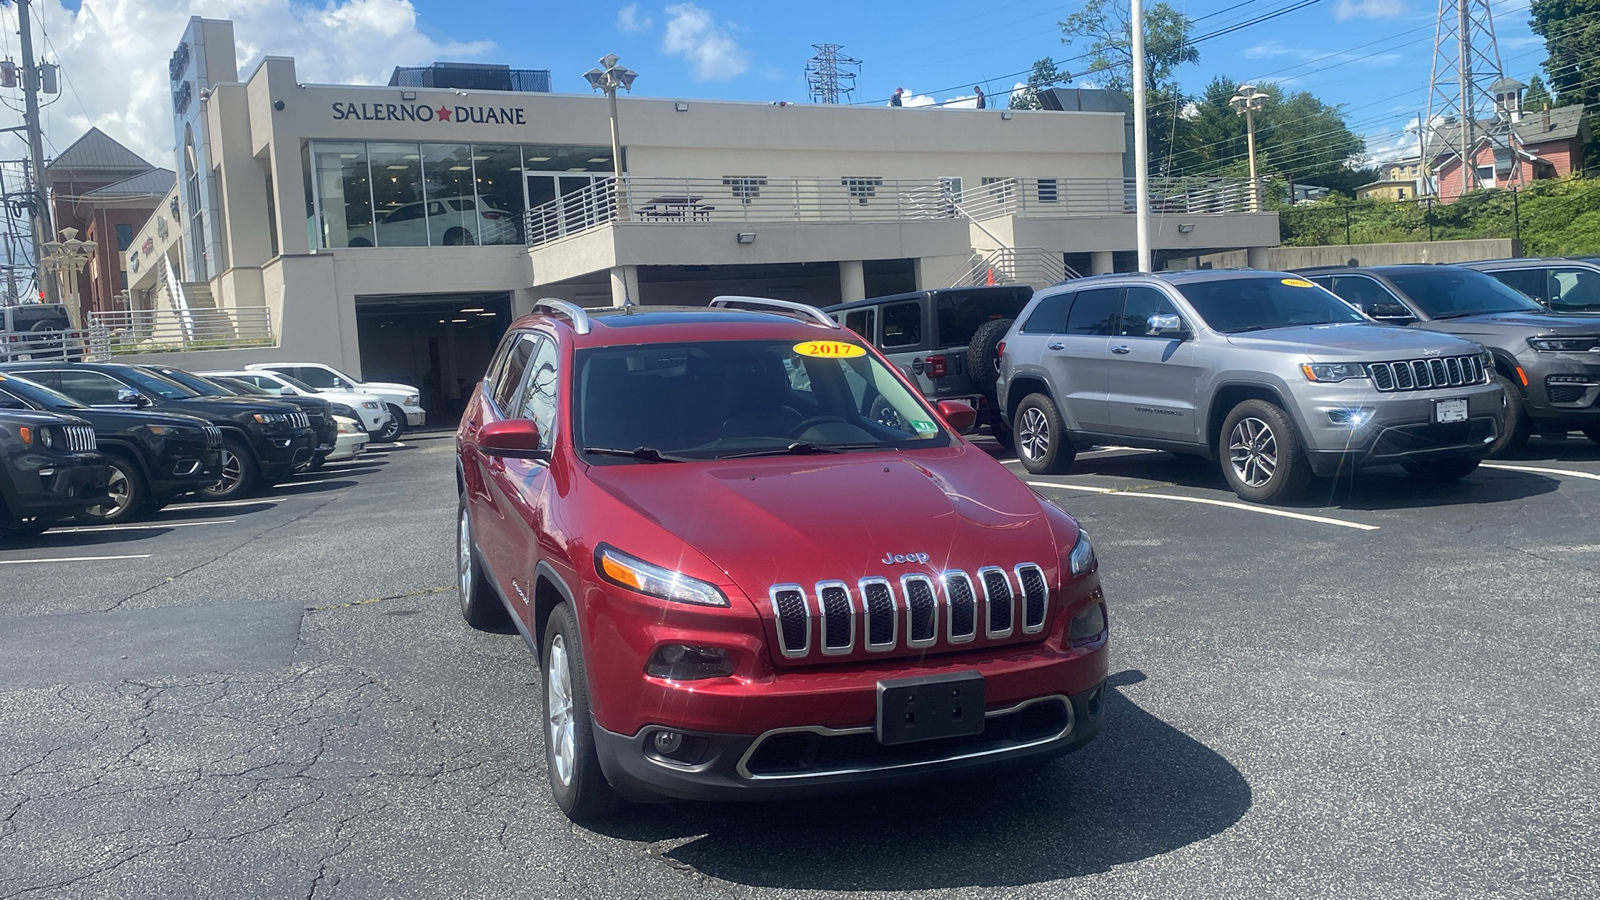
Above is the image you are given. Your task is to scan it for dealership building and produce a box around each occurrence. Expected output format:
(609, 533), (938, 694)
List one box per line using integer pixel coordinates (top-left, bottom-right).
(118, 17), (1276, 418)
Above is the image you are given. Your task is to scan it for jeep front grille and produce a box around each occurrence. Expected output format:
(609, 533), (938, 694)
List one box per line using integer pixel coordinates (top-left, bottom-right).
(287, 411), (310, 429)
(202, 426), (223, 447)
(1367, 355), (1486, 391)
(65, 424), (96, 453)
(769, 563), (1049, 659)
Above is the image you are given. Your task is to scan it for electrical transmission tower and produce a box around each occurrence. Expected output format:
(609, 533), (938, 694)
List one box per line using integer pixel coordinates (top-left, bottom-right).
(1424, 0), (1507, 194)
(804, 44), (861, 104)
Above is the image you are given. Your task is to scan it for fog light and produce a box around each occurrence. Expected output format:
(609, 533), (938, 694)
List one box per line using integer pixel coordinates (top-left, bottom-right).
(1327, 407), (1375, 426)
(645, 644), (734, 680)
(652, 730), (684, 754)
(1547, 374), (1595, 384)
(1069, 601), (1105, 642)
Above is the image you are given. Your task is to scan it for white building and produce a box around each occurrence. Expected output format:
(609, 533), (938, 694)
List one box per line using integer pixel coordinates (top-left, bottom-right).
(123, 18), (1276, 420)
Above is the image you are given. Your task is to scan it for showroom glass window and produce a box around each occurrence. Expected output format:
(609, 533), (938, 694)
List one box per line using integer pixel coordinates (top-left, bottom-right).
(369, 142), (427, 247)
(309, 142), (374, 249)
(422, 143), (478, 245)
(472, 145), (525, 245)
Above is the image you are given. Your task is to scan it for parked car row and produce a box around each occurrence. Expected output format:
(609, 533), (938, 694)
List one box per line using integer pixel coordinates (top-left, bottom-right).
(0, 359), (395, 533)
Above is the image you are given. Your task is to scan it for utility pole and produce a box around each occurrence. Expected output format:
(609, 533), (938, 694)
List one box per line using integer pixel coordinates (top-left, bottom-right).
(1457, 0), (1473, 192)
(16, 0), (58, 309)
(1131, 0), (1151, 272)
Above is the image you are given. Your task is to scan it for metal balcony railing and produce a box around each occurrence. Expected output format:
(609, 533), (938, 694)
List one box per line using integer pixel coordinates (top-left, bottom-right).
(954, 248), (1079, 290)
(88, 307), (276, 357)
(958, 176), (1268, 220)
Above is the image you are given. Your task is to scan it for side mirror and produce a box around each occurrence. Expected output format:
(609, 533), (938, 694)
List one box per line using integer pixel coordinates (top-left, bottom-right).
(116, 388), (151, 408)
(478, 418), (548, 460)
(936, 399), (978, 434)
(1148, 313), (1188, 337)
(335, 378), (353, 390)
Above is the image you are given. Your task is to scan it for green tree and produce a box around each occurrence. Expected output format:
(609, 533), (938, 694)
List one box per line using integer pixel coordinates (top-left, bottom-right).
(1528, 0), (1600, 167)
(1524, 74), (1552, 111)
(1009, 58), (1064, 110)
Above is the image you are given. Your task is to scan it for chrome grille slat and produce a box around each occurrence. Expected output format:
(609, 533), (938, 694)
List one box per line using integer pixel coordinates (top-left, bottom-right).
(770, 585), (810, 658)
(202, 425), (223, 447)
(979, 566), (1014, 638)
(816, 582), (854, 655)
(902, 575), (938, 647)
(942, 571), (978, 644)
(1017, 564), (1048, 633)
(859, 578), (897, 651)
(1366, 355), (1488, 393)
(65, 425), (96, 452)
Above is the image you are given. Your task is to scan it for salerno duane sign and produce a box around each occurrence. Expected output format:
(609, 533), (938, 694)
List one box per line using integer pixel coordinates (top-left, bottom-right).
(331, 101), (528, 125)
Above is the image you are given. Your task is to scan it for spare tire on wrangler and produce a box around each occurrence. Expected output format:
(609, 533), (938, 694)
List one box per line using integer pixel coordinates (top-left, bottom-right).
(966, 317), (1013, 393)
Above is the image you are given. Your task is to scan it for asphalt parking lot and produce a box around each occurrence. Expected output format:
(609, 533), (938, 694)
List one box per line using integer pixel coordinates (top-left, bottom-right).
(2, 430), (1598, 899)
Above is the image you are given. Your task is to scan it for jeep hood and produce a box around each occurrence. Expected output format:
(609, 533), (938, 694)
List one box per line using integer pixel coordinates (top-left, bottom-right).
(1422, 312), (1600, 333)
(1224, 323), (1479, 357)
(583, 445), (1066, 600)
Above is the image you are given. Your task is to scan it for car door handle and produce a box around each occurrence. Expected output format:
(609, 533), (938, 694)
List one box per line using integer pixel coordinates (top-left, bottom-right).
(1047, 341), (1064, 350)
(1111, 345), (1131, 354)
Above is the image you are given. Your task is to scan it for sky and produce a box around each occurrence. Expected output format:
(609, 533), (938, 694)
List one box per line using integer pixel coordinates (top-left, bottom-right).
(7, 0), (1549, 175)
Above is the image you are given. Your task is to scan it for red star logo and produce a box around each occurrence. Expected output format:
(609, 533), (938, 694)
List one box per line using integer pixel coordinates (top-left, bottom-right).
(436, 105), (452, 121)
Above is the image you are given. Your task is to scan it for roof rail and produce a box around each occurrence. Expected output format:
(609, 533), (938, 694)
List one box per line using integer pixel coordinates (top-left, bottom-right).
(532, 297), (592, 335)
(709, 295), (840, 329)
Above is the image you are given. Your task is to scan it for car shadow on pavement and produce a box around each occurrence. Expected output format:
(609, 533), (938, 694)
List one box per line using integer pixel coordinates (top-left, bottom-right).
(1500, 435), (1600, 463)
(592, 670), (1252, 890)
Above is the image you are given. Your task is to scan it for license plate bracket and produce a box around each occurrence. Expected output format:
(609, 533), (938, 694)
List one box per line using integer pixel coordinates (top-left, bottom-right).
(1435, 398), (1469, 424)
(875, 671), (986, 746)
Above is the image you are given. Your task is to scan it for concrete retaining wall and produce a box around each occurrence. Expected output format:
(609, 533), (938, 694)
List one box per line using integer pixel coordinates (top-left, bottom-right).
(1191, 238), (1519, 271)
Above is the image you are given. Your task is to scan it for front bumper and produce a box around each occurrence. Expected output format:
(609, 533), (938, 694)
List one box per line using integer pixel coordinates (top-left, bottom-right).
(255, 429), (315, 479)
(592, 680), (1106, 802)
(1295, 379), (1504, 476)
(1515, 353), (1600, 425)
(149, 443), (224, 497)
(326, 430), (369, 461)
(5, 454), (109, 524)
(405, 409), (426, 427)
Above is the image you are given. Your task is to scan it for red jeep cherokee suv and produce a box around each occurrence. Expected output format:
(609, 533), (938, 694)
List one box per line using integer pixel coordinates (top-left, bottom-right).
(455, 297), (1109, 819)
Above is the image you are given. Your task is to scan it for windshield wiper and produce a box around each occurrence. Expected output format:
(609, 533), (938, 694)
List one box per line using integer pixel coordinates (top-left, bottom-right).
(581, 446), (690, 462)
(719, 441), (882, 459)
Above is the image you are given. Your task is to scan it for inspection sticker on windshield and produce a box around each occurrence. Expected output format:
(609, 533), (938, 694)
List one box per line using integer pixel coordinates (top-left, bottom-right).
(910, 420), (939, 434)
(1281, 278), (1316, 288)
(793, 340), (866, 359)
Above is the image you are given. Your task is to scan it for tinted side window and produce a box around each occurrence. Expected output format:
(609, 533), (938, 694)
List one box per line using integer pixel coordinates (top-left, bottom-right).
(934, 291), (1030, 345)
(1547, 268), (1600, 312)
(844, 308), (876, 343)
(492, 335), (536, 413)
(57, 370), (128, 405)
(1118, 287), (1182, 336)
(881, 301), (922, 348)
(292, 366), (339, 389)
(1487, 268), (1546, 303)
(1022, 293), (1072, 334)
(1065, 288), (1120, 336)
(512, 336), (559, 450)
(1330, 275), (1416, 322)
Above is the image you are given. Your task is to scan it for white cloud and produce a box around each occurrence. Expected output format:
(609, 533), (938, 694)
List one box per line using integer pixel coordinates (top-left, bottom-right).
(661, 3), (747, 81)
(617, 3), (652, 33)
(1244, 40), (1295, 60)
(35, 0), (493, 166)
(1334, 0), (1407, 19)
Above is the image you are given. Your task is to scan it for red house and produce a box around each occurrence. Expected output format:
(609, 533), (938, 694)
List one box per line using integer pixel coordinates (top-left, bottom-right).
(1427, 79), (1588, 203)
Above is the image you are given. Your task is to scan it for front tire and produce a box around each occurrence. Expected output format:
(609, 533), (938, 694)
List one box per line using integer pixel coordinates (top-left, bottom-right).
(200, 436), (259, 501)
(1219, 399), (1312, 502)
(1014, 393), (1075, 475)
(457, 495), (508, 630)
(542, 604), (619, 821)
(1488, 374), (1531, 457)
(1401, 455), (1482, 483)
(80, 454), (147, 524)
(374, 406), (406, 443)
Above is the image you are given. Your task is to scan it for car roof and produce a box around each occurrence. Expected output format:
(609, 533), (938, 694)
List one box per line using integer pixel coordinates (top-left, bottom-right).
(822, 285), (1032, 313)
(512, 305), (851, 348)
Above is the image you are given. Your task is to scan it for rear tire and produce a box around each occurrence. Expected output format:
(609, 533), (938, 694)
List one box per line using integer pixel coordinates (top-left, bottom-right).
(542, 604), (619, 821)
(1219, 399), (1312, 503)
(1488, 374), (1531, 457)
(1401, 455), (1482, 483)
(200, 436), (258, 501)
(457, 495), (509, 631)
(80, 454), (147, 525)
(965, 318), (1014, 393)
(1014, 393), (1075, 475)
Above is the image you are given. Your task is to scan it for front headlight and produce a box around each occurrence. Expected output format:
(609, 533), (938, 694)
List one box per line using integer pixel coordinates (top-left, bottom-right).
(1068, 532), (1095, 577)
(145, 424), (197, 436)
(37, 425), (56, 449)
(1301, 362), (1369, 383)
(596, 544), (730, 607)
(252, 413), (288, 425)
(362, 400), (382, 410)
(1527, 336), (1600, 352)
(403, 394), (420, 407)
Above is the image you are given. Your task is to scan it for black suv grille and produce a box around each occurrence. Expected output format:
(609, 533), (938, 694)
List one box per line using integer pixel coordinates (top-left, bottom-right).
(287, 411), (310, 429)
(202, 426), (223, 447)
(768, 564), (1049, 659)
(64, 424), (96, 452)
(1367, 355), (1487, 392)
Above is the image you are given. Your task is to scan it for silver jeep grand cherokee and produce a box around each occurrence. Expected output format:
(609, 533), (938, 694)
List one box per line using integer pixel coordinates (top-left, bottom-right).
(997, 270), (1505, 502)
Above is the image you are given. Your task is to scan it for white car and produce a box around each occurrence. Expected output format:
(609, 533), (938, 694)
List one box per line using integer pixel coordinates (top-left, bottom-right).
(345, 195), (519, 247)
(200, 369), (392, 437)
(325, 415), (369, 462)
(244, 362), (424, 441)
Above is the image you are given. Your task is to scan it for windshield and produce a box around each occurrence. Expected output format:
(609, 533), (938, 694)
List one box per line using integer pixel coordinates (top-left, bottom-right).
(214, 377), (268, 395)
(273, 373), (322, 393)
(1387, 269), (1546, 318)
(149, 367), (230, 396)
(118, 367), (198, 399)
(0, 373), (87, 409)
(1174, 276), (1369, 334)
(575, 339), (953, 461)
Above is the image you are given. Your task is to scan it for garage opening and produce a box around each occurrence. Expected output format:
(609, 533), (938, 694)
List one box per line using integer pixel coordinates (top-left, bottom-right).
(354, 292), (511, 424)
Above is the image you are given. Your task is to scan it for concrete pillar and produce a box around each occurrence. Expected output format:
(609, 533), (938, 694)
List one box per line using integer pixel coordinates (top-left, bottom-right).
(1090, 250), (1114, 275)
(1245, 247), (1272, 270)
(609, 265), (639, 306)
(915, 255), (972, 290)
(839, 259), (866, 302)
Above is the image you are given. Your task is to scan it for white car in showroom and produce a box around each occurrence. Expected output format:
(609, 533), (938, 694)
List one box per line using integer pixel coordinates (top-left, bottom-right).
(200, 369), (392, 438)
(345, 196), (519, 247)
(243, 362), (424, 441)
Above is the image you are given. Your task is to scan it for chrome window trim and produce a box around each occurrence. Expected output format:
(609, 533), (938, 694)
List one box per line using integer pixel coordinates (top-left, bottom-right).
(900, 574), (939, 648)
(1015, 563), (1049, 634)
(769, 584), (811, 659)
(942, 569), (978, 644)
(857, 577), (898, 652)
(815, 580), (856, 656)
(977, 565), (1015, 639)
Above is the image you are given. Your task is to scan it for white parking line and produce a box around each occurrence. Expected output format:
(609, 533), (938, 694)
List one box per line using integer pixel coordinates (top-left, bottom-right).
(1077, 447), (1164, 457)
(47, 519), (237, 534)
(0, 554), (152, 565)
(168, 497), (289, 510)
(1482, 463), (1600, 482)
(1027, 481), (1380, 531)
(280, 478), (349, 487)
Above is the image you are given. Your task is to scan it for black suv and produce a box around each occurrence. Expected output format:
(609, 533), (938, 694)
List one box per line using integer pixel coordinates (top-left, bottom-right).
(0, 407), (107, 538)
(0, 372), (222, 523)
(141, 365), (338, 471)
(0, 362), (314, 499)
(824, 286), (1034, 445)
(1300, 265), (1600, 450)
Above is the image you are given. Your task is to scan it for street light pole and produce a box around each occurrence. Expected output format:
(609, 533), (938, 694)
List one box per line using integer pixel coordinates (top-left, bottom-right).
(1131, 0), (1151, 273)
(584, 54), (638, 224)
(16, 0), (59, 311)
(1230, 84), (1268, 212)
(41, 227), (96, 320)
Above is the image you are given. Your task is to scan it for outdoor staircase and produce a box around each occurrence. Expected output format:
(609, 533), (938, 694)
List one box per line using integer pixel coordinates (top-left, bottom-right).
(953, 247), (1079, 290)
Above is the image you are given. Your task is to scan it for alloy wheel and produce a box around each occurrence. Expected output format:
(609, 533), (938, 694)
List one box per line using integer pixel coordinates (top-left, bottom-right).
(213, 450), (244, 494)
(547, 635), (576, 788)
(87, 467), (130, 519)
(1228, 417), (1278, 488)
(1018, 406), (1050, 461)
(457, 506), (473, 606)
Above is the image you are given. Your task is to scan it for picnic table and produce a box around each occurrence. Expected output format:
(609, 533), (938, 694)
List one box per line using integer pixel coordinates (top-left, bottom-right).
(636, 195), (715, 221)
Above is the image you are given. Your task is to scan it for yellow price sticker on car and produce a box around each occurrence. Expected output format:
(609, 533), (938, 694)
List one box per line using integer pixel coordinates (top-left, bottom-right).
(1281, 277), (1316, 288)
(793, 340), (866, 359)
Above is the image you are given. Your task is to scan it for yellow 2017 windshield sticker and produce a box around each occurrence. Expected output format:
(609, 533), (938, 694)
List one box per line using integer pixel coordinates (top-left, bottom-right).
(793, 340), (866, 359)
(1281, 277), (1315, 288)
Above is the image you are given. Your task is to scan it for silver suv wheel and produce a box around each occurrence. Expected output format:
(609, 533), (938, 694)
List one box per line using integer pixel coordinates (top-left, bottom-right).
(1018, 406), (1050, 461)
(546, 634), (576, 788)
(1227, 417), (1278, 488)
